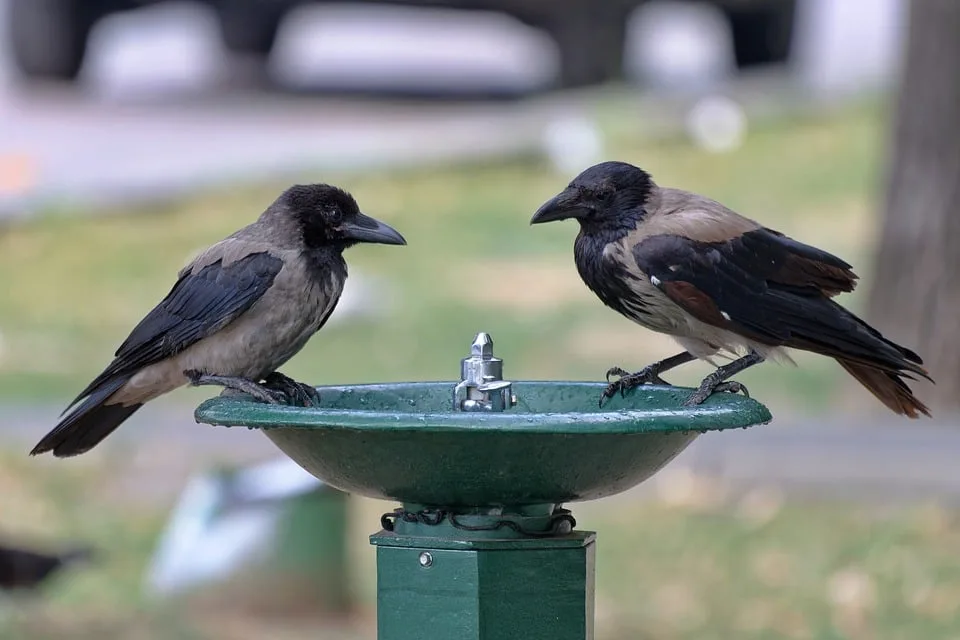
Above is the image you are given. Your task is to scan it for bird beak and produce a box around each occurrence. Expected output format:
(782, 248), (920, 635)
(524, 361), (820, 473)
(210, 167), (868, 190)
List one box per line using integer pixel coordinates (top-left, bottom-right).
(340, 213), (407, 246)
(530, 188), (590, 225)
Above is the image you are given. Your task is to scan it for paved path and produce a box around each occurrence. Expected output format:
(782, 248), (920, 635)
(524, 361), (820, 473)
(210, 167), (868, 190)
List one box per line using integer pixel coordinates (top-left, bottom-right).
(0, 90), (551, 222)
(0, 71), (831, 224)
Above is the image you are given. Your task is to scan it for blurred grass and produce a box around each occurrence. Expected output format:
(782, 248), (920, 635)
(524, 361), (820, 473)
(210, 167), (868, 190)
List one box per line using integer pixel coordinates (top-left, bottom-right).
(0, 101), (885, 416)
(586, 492), (960, 640)
(3, 449), (959, 640)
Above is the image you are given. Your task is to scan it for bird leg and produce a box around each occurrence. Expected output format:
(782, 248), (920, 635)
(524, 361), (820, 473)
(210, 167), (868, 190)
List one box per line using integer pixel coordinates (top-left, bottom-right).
(184, 370), (287, 405)
(684, 350), (764, 406)
(262, 372), (321, 408)
(600, 351), (697, 406)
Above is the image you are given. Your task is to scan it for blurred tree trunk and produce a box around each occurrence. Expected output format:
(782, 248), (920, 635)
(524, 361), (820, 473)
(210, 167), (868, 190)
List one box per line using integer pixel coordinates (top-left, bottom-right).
(868, 0), (960, 412)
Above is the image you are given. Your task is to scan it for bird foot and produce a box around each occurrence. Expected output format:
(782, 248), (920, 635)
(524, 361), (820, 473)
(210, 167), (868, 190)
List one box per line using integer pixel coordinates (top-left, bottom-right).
(262, 372), (321, 408)
(599, 364), (670, 407)
(683, 374), (750, 407)
(185, 370), (286, 405)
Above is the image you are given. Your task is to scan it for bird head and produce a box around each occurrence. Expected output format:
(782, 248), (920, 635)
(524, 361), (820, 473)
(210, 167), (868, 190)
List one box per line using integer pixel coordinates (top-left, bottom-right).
(282, 184), (406, 249)
(530, 161), (653, 232)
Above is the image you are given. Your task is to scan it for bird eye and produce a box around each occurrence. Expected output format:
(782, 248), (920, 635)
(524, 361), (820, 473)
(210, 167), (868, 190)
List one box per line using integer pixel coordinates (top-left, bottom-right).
(593, 184), (614, 202)
(327, 208), (343, 225)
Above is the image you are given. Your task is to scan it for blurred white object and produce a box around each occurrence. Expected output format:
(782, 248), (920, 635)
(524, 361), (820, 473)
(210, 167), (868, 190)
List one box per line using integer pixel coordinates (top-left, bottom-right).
(272, 4), (557, 92)
(685, 95), (747, 153)
(145, 457), (321, 595)
(792, 0), (906, 96)
(626, 0), (735, 90)
(541, 115), (605, 176)
(83, 2), (222, 99)
(326, 269), (394, 326)
(827, 567), (878, 610)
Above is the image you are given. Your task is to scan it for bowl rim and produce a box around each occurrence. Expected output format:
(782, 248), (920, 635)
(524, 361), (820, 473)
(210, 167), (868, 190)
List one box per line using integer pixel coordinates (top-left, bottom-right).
(194, 380), (772, 435)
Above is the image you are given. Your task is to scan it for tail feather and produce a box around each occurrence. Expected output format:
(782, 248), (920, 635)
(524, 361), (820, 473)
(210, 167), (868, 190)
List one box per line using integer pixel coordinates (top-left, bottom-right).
(31, 377), (141, 458)
(837, 358), (931, 419)
(781, 309), (931, 383)
(762, 294), (933, 417)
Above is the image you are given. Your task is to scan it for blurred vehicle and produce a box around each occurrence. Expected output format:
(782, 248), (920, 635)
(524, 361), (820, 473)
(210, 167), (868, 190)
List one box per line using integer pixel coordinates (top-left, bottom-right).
(6, 0), (797, 89)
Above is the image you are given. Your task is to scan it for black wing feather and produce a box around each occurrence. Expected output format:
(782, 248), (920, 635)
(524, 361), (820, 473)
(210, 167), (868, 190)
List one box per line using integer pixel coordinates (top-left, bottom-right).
(714, 228), (858, 297)
(68, 252), (283, 408)
(632, 233), (928, 378)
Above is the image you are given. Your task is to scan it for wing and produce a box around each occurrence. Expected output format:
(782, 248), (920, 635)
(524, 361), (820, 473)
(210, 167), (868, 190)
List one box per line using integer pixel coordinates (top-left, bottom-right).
(737, 227), (859, 297)
(69, 251), (284, 407)
(647, 191), (857, 296)
(632, 233), (926, 376)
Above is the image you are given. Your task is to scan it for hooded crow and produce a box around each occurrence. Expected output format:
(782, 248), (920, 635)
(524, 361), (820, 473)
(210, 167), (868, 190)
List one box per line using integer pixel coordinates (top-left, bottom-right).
(531, 161), (932, 416)
(31, 183), (406, 457)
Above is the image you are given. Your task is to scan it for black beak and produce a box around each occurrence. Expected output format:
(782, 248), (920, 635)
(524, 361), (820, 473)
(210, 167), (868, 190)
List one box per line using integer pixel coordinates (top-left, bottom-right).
(529, 188), (591, 225)
(340, 213), (407, 246)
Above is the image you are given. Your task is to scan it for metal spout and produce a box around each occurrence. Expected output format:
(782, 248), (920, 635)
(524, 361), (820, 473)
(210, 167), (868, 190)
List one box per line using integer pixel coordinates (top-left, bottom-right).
(471, 333), (493, 358)
(454, 332), (517, 412)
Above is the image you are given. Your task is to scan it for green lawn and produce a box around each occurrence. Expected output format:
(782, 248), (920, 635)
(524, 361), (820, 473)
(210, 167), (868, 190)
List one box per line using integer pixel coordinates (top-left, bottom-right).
(0, 101), (885, 416)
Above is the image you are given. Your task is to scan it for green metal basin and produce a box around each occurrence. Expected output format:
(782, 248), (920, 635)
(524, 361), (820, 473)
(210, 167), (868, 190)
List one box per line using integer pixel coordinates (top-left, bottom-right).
(194, 381), (770, 507)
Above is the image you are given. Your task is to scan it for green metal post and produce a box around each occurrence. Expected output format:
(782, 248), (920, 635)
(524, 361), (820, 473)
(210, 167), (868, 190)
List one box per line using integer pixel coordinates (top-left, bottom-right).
(371, 504), (595, 640)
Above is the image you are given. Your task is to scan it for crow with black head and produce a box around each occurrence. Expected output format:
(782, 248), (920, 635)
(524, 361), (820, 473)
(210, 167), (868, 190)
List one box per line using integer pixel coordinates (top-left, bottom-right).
(532, 161), (932, 416)
(32, 184), (406, 458)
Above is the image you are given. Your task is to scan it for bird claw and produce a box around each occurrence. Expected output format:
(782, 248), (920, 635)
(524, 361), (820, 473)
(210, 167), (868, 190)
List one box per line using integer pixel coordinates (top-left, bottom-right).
(683, 377), (750, 407)
(263, 372), (321, 408)
(599, 364), (670, 407)
(185, 370), (287, 405)
(604, 366), (630, 384)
